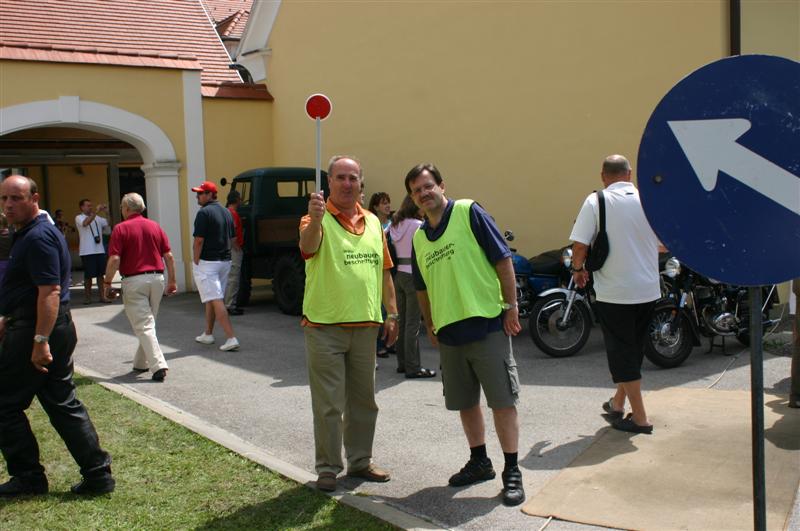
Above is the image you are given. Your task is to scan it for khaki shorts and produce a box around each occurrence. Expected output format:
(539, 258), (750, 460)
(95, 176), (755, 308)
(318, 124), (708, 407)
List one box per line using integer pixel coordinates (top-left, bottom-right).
(439, 330), (520, 411)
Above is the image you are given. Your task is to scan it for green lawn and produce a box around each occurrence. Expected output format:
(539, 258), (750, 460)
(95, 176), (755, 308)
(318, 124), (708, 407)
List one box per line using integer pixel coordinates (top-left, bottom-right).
(0, 376), (394, 531)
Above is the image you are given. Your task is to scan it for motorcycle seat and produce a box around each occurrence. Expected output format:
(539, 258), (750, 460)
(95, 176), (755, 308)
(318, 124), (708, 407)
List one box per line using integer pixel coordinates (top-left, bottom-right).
(528, 249), (563, 275)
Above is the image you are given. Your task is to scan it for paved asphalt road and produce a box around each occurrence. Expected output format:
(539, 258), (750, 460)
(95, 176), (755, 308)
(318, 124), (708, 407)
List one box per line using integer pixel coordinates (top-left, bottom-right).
(69, 284), (799, 531)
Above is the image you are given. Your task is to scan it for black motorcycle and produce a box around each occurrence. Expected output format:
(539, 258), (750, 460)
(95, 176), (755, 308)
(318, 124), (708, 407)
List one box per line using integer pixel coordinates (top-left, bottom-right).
(527, 247), (596, 358)
(645, 256), (779, 368)
(506, 231), (568, 319)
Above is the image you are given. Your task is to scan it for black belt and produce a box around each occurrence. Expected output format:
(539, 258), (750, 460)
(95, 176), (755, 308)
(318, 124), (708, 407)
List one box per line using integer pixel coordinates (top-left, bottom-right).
(7, 303), (70, 327)
(122, 270), (163, 279)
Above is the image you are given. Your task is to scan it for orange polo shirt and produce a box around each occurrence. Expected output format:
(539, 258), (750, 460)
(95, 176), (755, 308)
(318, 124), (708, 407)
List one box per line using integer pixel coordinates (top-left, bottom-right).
(299, 200), (393, 327)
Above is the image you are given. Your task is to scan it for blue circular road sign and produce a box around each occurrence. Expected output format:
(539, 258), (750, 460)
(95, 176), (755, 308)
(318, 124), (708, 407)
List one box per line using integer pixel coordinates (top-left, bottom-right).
(638, 55), (800, 286)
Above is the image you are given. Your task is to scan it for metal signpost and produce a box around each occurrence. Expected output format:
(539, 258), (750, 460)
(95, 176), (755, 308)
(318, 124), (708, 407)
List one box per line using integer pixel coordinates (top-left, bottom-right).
(305, 93), (332, 192)
(637, 55), (800, 531)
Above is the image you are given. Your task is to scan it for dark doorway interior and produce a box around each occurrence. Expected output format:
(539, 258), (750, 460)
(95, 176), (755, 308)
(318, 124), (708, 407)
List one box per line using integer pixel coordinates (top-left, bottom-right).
(118, 167), (147, 217)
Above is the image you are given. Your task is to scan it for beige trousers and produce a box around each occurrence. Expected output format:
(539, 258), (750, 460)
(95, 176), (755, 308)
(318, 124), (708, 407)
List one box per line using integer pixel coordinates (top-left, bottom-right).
(224, 246), (243, 308)
(304, 325), (379, 475)
(122, 274), (168, 372)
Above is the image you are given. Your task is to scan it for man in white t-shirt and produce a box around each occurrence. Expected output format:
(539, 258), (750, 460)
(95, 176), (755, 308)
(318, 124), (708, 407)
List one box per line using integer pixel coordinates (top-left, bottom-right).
(76, 199), (111, 304)
(569, 155), (660, 434)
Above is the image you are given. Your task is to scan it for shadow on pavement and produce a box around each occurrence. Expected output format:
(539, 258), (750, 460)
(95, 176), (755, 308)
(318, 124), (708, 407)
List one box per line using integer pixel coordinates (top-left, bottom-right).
(379, 484), (499, 528)
(193, 484), (370, 530)
(72, 284), (792, 398)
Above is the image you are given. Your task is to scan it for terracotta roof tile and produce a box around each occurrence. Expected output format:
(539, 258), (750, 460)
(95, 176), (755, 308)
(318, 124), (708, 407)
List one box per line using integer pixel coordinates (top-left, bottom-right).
(201, 0), (252, 23)
(215, 9), (250, 39)
(0, 42), (202, 71)
(201, 82), (272, 100)
(0, 0), (240, 84)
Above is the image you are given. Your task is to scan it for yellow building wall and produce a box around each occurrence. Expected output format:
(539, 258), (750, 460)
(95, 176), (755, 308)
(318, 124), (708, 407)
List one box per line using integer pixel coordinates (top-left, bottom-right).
(202, 97), (274, 187)
(0, 61), (187, 157)
(264, 1), (728, 255)
(0, 61), (193, 272)
(742, 0), (800, 59)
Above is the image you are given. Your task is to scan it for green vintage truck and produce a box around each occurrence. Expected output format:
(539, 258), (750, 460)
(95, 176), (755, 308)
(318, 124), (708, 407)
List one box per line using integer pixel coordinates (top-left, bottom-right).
(223, 167), (329, 315)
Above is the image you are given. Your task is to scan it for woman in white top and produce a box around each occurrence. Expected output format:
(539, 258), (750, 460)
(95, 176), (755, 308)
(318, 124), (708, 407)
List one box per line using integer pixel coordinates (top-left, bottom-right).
(388, 195), (436, 378)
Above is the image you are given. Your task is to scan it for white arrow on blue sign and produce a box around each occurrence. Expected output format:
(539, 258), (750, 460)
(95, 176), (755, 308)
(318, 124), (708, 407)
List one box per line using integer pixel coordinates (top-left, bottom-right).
(638, 54), (800, 286)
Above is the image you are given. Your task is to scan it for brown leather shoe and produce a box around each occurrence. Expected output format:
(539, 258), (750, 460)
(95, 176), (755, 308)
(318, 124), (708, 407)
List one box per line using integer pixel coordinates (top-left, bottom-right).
(316, 472), (336, 492)
(347, 463), (390, 482)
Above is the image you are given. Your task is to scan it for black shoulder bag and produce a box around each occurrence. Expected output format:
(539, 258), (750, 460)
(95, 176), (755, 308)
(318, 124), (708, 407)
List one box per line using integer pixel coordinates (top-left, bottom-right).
(585, 190), (609, 272)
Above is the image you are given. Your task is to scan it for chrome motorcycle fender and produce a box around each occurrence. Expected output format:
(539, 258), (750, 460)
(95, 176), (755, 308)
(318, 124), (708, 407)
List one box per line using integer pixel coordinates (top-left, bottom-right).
(537, 287), (582, 300)
(536, 288), (595, 324)
(652, 296), (702, 346)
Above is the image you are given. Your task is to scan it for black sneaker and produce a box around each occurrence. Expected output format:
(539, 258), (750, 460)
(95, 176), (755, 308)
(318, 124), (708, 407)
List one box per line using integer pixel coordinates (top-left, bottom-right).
(71, 475), (115, 495)
(0, 475), (48, 497)
(501, 466), (525, 506)
(448, 457), (496, 487)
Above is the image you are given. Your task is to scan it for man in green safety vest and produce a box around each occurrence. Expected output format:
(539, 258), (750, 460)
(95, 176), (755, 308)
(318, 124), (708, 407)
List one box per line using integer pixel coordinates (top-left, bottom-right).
(299, 155), (399, 493)
(406, 163), (525, 506)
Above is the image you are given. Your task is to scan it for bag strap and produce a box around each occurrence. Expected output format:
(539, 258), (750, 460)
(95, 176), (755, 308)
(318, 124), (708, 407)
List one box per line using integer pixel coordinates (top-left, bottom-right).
(596, 190), (606, 235)
(88, 218), (100, 238)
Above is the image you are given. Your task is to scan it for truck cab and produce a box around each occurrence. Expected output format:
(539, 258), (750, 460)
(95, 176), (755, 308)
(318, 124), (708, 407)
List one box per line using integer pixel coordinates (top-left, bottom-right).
(228, 167), (329, 315)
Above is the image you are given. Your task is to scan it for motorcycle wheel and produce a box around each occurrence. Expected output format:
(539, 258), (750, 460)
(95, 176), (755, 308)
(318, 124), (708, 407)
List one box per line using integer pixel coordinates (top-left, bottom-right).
(644, 307), (693, 368)
(529, 293), (592, 357)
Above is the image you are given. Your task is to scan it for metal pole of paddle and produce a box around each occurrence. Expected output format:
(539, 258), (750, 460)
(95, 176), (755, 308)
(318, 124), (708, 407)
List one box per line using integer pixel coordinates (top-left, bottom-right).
(315, 116), (321, 192)
(749, 286), (766, 531)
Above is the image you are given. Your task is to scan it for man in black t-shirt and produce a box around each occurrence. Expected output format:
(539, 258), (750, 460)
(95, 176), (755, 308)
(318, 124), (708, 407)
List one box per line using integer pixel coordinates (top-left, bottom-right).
(190, 181), (239, 351)
(0, 175), (114, 497)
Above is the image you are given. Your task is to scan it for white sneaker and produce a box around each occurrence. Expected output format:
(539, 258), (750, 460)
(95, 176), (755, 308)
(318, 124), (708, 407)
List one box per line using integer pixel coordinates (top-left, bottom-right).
(219, 337), (240, 351)
(195, 332), (215, 345)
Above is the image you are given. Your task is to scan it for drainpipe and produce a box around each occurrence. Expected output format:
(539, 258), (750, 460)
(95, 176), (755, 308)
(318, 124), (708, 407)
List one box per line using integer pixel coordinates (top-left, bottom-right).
(730, 0), (741, 55)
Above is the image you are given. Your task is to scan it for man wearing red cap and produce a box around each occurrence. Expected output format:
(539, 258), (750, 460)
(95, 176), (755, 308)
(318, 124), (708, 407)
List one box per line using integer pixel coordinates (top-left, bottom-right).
(190, 181), (239, 351)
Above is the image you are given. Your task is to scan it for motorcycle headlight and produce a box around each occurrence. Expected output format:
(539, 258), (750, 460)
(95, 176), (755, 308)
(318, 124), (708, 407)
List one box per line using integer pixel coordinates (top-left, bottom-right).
(561, 247), (573, 269)
(664, 257), (681, 278)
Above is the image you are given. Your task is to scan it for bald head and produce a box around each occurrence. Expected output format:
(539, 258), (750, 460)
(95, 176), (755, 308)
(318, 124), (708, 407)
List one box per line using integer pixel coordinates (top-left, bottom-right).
(601, 154), (632, 185)
(1, 175), (40, 226)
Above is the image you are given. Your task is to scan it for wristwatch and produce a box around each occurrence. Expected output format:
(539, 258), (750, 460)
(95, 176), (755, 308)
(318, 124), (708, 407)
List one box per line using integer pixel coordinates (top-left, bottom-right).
(386, 313), (400, 320)
(571, 264), (585, 272)
(501, 302), (517, 310)
(33, 334), (49, 344)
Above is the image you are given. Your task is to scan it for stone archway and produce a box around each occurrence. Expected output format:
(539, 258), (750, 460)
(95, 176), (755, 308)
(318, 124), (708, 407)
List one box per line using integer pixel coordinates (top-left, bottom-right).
(0, 96), (186, 289)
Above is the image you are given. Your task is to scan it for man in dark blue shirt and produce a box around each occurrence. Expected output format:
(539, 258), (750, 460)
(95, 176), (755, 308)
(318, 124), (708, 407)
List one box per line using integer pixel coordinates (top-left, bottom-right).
(191, 181), (239, 351)
(408, 163), (525, 506)
(0, 175), (114, 497)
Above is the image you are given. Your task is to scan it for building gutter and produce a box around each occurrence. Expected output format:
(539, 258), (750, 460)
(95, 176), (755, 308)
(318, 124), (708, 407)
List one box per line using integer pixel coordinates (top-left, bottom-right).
(730, 0), (741, 56)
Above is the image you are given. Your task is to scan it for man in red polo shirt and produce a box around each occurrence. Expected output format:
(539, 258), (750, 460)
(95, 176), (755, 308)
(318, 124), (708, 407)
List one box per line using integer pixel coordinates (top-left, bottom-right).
(224, 190), (245, 316)
(103, 193), (177, 382)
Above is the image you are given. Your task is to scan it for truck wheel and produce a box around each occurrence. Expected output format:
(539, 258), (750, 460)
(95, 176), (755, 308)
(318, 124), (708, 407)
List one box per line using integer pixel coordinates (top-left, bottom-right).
(273, 254), (305, 315)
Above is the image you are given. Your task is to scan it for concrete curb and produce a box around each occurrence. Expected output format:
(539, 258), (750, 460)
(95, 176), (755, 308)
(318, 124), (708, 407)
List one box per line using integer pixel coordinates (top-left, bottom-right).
(75, 364), (447, 531)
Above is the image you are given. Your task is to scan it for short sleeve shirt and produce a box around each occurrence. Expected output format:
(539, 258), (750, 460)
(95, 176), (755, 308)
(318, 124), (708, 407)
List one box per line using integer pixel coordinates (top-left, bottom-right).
(193, 201), (234, 261)
(569, 181), (661, 304)
(107, 214), (171, 276)
(298, 201), (393, 328)
(0, 216), (71, 315)
(75, 213), (108, 256)
(411, 199), (511, 346)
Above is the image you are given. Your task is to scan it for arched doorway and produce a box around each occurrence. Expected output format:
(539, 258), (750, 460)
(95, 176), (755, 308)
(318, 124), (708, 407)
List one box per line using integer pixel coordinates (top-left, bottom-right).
(0, 96), (186, 289)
